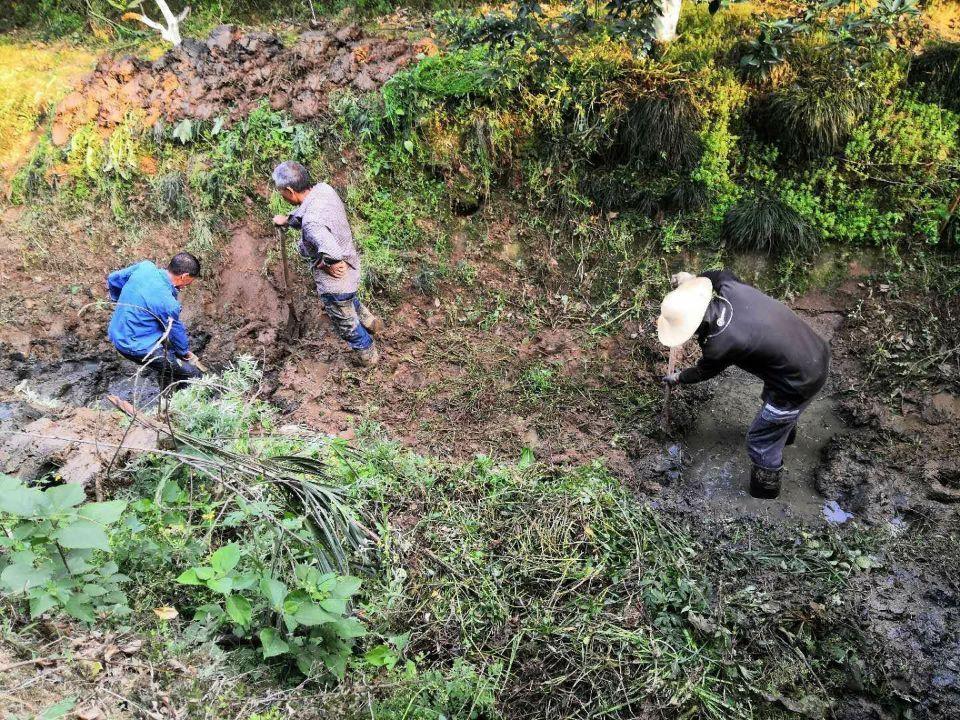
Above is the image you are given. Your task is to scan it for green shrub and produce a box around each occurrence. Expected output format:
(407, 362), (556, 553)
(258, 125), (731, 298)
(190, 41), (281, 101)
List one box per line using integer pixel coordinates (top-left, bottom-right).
(908, 41), (960, 112)
(722, 193), (819, 256)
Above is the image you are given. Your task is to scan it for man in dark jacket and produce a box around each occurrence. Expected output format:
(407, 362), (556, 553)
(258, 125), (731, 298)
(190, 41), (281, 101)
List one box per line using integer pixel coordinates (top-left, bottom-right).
(658, 270), (830, 499)
(107, 252), (204, 395)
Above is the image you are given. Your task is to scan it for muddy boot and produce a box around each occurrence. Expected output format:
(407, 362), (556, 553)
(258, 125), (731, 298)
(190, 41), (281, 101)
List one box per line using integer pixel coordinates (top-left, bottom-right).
(750, 465), (782, 499)
(357, 304), (384, 335)
(353, 344), (380, 368)
(785, 426), (797, 446)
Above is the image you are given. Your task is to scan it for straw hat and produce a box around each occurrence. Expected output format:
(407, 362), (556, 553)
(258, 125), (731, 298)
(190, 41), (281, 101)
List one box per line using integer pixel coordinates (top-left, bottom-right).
(656, 276), (713, 347)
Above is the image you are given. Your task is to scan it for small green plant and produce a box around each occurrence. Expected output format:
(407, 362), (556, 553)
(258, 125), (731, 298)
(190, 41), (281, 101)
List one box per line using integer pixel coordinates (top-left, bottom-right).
(0, 476), (129, 622)
(176, 543), (366, 677)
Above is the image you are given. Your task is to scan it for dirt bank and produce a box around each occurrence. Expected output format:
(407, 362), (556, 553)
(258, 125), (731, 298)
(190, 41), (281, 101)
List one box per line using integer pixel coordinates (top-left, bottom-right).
(51, 23), (427, 144)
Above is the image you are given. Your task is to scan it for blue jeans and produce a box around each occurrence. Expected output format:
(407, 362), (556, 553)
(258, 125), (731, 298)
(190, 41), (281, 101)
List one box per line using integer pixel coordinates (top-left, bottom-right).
(320, 292), (373, 351)
(746, 398), (813, 470)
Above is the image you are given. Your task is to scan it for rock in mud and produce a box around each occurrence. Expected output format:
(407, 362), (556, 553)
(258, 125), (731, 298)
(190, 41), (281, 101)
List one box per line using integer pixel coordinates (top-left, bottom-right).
(52, 24), (421, 143)
(0, 407), (157, 488)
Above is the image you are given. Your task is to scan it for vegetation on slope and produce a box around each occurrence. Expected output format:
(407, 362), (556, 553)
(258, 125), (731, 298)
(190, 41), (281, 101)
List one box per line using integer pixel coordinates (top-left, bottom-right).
(0, 360), (912, 718)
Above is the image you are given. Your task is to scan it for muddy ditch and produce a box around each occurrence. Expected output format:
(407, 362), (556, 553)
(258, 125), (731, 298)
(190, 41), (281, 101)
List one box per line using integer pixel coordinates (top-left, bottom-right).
(51, 23), (430, 144)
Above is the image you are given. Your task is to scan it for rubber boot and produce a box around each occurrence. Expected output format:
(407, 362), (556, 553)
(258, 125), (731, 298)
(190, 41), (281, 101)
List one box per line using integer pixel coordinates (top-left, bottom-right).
(358, 305), (384, 335)
(353, 344), (380, 368)
(785, 426), (797, 447)
(750, 465), (782, 499)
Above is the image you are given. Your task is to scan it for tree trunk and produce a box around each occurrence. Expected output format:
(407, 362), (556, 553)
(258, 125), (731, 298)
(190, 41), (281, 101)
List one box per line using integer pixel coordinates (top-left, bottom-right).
(653, 0), (682, 42)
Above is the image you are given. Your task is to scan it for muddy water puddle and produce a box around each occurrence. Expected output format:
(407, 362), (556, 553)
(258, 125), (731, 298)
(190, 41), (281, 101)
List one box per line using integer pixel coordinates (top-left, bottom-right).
(677, 372), (845, 522)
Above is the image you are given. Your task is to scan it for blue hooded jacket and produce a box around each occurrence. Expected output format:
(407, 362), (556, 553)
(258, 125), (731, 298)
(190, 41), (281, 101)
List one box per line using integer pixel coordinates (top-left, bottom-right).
(107, 261), (190, 358)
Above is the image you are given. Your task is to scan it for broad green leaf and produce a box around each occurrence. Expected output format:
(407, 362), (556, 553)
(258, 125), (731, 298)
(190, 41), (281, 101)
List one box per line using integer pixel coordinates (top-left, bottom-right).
(1, 562), (52, 593)
(82, 583), (108, 597)
(320, 650), (348, 679)
(53, 520), (111, 551)
(259, 628), (290, 658)
(320, 597), (347, 615)
(295, 563), (321, 587)
(176, 568), (200, 585)
(64, 594), (95, 623)
(389, 632), (411, 652)
(194, 566), (214, 580)
(225, 594), (252, 626)
(193, 603), (224, 622)
(171, 118), (194, 144)
(365, 644), (398, 669)
(232, 573), (257, 591)
(518, 446), (536, 469)
(78, 500), (127, 525)
(42, 483), (86, 513)
(39, 697), (77, 720)
(210, 544), (240, 574)
(259, 577), (288, 609)
(332, 617), (366, 639)
(330, 575), (362, 599)
(294, 648), (316, 676)
(29, 592), (58, 618)
(293, 602), (336, 626)
(0, 476), (44, 516)
(207, 576), (234, 594)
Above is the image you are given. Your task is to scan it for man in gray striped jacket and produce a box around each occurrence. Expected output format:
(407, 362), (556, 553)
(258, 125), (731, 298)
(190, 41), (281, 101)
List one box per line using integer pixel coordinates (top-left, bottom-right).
(272, 161), (382, 367)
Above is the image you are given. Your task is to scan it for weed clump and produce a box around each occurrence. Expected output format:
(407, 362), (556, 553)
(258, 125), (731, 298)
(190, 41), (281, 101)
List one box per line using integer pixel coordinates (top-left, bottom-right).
(908, 41), (960, 112)
(754, 75), (872, 158)
(608, 88), (704, 171)
(722, 193), (819, 256)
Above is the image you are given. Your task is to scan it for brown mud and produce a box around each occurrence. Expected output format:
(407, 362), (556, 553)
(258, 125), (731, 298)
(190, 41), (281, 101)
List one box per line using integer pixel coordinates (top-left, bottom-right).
(51, 23), (426, 144)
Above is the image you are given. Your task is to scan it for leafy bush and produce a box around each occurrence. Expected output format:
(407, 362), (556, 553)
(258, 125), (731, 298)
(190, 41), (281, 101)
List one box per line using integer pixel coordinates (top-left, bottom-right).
(908, 41), (960, 112)
(0, 476), (129, 623)
(722, 193), (819, 256)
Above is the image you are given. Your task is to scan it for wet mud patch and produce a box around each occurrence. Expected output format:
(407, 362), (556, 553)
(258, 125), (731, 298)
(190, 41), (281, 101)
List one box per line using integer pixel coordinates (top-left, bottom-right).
(667, 370), (845, 522)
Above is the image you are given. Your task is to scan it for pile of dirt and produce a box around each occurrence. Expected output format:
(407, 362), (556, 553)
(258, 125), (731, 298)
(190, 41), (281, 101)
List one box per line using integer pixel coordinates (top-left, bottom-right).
(51, 23), (429, 144)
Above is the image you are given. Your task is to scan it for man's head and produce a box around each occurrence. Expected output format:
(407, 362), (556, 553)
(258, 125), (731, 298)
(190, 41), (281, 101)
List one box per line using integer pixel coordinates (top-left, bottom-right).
(168, 252), (201, 289)
(656, 275), (713, 348)
(272, 161), (313, 204)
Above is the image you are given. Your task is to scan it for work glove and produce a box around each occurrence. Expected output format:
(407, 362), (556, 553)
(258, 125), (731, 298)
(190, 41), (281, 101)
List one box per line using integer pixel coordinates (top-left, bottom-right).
(671, 271), (696, 288)
(662, 372), (681, 387)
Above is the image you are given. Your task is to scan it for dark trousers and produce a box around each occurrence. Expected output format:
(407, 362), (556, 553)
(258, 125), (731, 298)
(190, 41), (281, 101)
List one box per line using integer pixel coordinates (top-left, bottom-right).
(120, 350), (202, 394)
(319, 292), (374, 351)
(746, 397), (813, 471)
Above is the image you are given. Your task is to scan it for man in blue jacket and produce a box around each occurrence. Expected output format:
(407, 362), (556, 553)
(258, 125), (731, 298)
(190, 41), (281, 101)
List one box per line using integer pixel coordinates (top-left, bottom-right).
(107, 252), (204, 394)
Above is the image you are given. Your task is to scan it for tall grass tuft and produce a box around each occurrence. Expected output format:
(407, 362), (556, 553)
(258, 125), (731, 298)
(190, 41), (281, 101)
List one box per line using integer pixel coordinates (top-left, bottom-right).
(722, 193), (819, 256)
(753, 75), (872, 158)
(908, 42), (960, 112)
(607, 88), (704, 171)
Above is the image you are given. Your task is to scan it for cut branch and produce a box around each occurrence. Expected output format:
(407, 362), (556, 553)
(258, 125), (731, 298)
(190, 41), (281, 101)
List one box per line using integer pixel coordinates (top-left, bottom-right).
(122, 1), (190, 46)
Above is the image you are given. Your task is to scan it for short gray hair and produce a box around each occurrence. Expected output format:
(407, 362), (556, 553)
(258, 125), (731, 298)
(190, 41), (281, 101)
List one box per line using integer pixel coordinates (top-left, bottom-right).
(271, 161), (313, 192)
